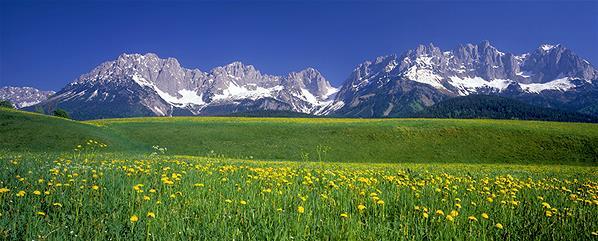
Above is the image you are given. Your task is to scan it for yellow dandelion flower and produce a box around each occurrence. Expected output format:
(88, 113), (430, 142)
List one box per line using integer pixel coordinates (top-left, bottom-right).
(36, 211), (46, 216)
(0, 188), (10, 193)
(481, 213), (489, 219)
(130, 215), (139, 223)
(495, 223), (503, 229)
(33, 190), (41, 195)
(545, 210), (553, 217)
(225, 199), (232, 204)
(468, 216), (478, 222)
(486, 197), (493, 203)
(92, 185), (99, 190)
(276, 208), (283, 212)
(340, 213), (349, 218)
(435, 210), (444, 216)
(147, 212), (156, 218)
(16, 191), (25, 197)
(357, 204), (366, 212)
(52, 203), (63, 207)
(449, 210), (459, 217)
(297, 206), (305, 214)
(423, 212), (429, 218)
(377, 200), (385, 205)
(143, 196), (151, 201)
(194, 183), (205, 187)
(240, 200), (247, 205)
(446, 215), (454, 222)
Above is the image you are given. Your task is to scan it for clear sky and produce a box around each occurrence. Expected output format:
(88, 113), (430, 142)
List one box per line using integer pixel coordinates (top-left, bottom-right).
(1, 0), (597, 90)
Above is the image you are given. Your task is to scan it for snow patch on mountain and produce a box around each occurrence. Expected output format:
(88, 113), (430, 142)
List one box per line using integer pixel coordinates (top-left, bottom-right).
(448, 76), (512, 95)
(519, 77), (575, 93)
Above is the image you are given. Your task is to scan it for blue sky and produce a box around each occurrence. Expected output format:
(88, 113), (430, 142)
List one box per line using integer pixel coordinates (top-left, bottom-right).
(1, 0), (597, 90)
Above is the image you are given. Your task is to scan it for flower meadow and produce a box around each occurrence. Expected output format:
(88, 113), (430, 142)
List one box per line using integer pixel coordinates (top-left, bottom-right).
(0, 150), (597, 240)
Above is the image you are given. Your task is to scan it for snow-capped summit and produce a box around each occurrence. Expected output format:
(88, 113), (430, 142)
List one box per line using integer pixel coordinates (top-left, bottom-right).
(32, 53), (337, 119)
(328, 41), (598, 117)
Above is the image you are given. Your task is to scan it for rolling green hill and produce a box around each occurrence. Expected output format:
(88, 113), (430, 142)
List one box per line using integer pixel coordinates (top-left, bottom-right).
(0, 108), (146, 152)
(2, 108), (597, 164)
(88, 116), (598, 165)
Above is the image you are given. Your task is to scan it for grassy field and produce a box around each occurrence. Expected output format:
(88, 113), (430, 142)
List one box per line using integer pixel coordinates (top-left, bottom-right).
(0, 108), (146, 153)
(1, 108), (597, 240)
(2, 108), (598, 164)
(89, 116), (598, 165)
(0, 152), (596, 240)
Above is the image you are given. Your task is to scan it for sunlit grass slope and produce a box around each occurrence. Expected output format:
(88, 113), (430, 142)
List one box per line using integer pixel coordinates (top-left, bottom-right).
(0, 108), (146, 152)
(89, 116), (598, 165)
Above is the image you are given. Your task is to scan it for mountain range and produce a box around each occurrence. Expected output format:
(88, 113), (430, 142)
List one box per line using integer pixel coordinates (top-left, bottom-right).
(2, 41), (596, 120)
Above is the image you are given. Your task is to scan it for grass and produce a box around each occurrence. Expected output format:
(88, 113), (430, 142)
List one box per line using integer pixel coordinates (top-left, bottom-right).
(0, 108), (146, 153)
(2, 108), (597, 165)
(1, 109), (597, 240)
(89, 116), (598, 165)
(0, 151), (596, 240)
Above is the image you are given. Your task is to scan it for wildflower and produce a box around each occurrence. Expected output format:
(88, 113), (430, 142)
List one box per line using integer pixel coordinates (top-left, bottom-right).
(92, 185), (99, 190)
(435, 210), (444, 216)
(149, 189), (156, 193)
(143, 196), (151, 201)
(541, 202), (551, 209)
(130, 215), (139, 223)
(495, 223), (503, 229)
(423, 212), (429, 218)
(52, 203), (63, 207)
(276, 208), (283, 212)
(0, 188), (9, 193)
(377, 200), (385, 205)
(240, 200), (247, 205)
(468, 216), (478, 222)
(357, 204), (366, 212)
(16, 191), (25, 197)
(486, 197), (493, 203)
(225, 199), (232, 204)
(194, 183), (205, 187)
(340, 213), (349, 218)
(33, 190), (41, 195)
(481, 213), (489, 219)
(455, 203), (462, 209)
(297, 206), (305, 214)
(36, 211), (46, 217)
(449, 210), (459, 217)
(545, 210), (553, 217)
(446, 215), (454, 222)
(147, 212), (156, 218)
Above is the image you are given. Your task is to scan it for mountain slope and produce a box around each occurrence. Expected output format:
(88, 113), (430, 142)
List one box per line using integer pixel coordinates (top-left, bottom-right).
(418, 95), (598, 122)
(328, 41), (598, 117)
(30, 53), (338, 120)
(0, 86), (55, 108)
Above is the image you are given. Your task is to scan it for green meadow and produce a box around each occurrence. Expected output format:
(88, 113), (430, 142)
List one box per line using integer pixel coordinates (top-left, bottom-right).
(0, 108), (597, 240)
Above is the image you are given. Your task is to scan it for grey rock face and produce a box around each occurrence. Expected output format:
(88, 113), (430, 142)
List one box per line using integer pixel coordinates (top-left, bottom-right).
(329, 41), (598, 117)
(0, 86), (55, 108)
(32, 53), (338, 119)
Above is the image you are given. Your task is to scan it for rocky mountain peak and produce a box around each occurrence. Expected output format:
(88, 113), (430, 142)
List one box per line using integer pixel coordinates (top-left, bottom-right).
(0, 86), (55, 108)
